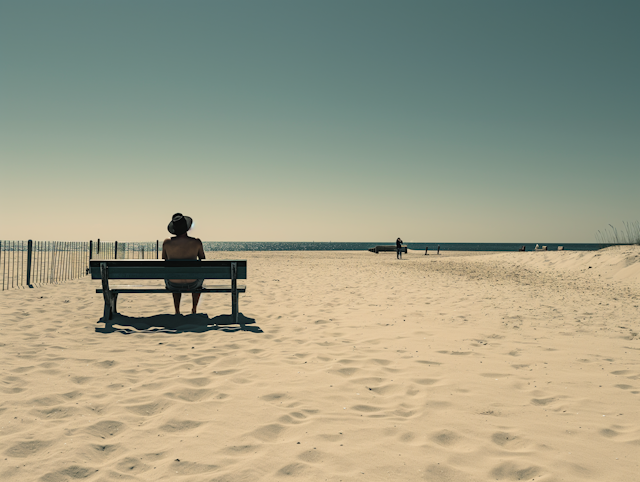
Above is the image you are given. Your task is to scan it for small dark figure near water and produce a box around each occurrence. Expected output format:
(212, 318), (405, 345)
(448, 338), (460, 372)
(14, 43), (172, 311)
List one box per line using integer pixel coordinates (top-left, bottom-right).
(519, 245), (526, 252)
(437, 245), (440, 255)
(396, 237), (403, 259)
(425, 246), (428, 255)
(162, 213), (206, 315)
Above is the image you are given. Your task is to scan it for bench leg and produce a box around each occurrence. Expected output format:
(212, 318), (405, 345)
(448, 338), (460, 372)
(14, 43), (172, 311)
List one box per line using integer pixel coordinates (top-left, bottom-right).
(102, 291), (118, 321)
(232, 291), (240, 326)
(103, 293), (112, 321)
(100, 262), (115, 321)
(230, 261), (243, 329)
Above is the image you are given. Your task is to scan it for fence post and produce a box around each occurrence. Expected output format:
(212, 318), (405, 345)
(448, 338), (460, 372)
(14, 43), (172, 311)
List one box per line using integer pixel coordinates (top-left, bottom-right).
(114, 241), (118, 260)
(89, 240), (93, 260)
(26, 240), (33, 288)
(97, 238), (100, 255)
(156, 240), (159, 259)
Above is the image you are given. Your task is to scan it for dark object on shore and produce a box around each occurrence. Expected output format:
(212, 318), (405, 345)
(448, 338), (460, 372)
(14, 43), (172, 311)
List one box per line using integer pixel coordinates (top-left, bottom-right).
(437, 245), (440, 255)
(369, 245), (407, 254)
(519, 245), (526, 252)
(425, 246), (428, 255)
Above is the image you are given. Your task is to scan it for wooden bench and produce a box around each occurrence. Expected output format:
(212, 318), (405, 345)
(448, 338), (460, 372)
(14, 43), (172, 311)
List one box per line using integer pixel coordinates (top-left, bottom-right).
(90, 260), (247, 325)
(368, 245), (408, 254)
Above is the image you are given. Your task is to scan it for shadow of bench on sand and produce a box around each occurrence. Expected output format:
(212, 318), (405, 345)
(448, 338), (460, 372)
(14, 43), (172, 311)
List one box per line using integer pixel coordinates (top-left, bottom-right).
(95, 313), (262, 334)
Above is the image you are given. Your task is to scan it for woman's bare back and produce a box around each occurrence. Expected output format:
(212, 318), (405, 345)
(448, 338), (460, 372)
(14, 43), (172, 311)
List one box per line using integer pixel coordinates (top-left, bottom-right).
(162, 235), (205, 282)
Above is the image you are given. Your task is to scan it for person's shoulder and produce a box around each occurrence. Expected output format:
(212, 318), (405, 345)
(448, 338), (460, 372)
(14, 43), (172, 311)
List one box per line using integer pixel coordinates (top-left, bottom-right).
(162, 237), (172, 244)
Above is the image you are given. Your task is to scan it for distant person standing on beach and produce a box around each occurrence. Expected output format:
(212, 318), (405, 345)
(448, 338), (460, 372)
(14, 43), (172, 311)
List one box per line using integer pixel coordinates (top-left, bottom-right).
(396, 237), (403, 259)
(437, 245), (440, 255)
(425, 246), (428, 255)
(162, 213), (206, 315)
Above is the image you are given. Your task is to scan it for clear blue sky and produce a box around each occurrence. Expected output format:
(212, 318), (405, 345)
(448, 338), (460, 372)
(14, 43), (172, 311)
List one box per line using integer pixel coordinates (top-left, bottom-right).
(2, 1), (638, 242)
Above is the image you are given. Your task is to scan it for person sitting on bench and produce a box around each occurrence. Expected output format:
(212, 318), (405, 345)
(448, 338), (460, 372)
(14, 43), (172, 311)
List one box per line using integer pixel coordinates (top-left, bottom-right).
(162, 213), (206, 315)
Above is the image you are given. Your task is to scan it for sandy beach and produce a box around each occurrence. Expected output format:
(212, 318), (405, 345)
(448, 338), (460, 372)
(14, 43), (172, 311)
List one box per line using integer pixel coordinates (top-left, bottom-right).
(1, 247), (638, 481)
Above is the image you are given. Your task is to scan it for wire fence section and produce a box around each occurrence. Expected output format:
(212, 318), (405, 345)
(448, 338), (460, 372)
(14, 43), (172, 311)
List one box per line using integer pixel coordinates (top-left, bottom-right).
(92, 240), (160, 260)
(0, 240), (161, 291)
(0, 240), (90, 291)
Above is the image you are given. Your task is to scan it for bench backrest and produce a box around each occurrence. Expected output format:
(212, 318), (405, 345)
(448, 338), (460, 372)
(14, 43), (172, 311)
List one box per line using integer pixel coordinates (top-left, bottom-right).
(90, 260), (247, 280)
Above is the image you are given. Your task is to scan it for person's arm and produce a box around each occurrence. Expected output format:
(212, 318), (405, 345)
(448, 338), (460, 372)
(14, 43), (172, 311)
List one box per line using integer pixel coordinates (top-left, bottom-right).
(197, 239), (205, 260)
(162, 239), (169, 260)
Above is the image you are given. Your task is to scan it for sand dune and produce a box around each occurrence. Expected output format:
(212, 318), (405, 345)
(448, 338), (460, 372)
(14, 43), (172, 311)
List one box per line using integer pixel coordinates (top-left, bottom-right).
(1, 248), (638, 481)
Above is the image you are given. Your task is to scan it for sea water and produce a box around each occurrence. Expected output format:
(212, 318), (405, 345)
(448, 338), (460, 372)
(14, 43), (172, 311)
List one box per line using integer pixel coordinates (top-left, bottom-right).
(202, 242), (601, 252)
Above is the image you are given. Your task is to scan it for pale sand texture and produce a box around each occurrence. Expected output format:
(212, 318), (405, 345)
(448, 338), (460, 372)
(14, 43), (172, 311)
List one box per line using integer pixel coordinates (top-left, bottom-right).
(1, 247), (639, 481)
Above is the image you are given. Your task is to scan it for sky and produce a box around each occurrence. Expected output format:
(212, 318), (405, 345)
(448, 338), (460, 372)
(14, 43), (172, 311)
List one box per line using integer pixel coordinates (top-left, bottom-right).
(1, 0), (638, 242)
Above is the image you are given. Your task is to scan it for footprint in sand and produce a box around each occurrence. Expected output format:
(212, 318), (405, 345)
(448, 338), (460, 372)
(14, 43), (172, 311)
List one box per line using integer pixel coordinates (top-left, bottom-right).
(179, 377), (210, 387)
(31, 406), (79, 420)
(276, 462), (309, 477)
(89, 444), (120, 457)
(250, 423), (287, 442)
(261, 392), (288, 402)
(85, 420), (126, 439)
(61, 390), (83, 400)
(490, 431), (528, 449)
(164, 388), (211, 402)
(600, 428), (619, 438)
(222, 444), (259, 455)
(364, 384), (397, 396)
(4, 439), (52, 457)
(370, 358), (392, 366)
(159, 420), (203, 432)
(297, 449), (326, 463)
(41, 466), (97, 480)
(115, 456), (153, 474)
(413, 378), (440, 385)
(278, 412), (309, 424)
(430, 429), (463, 447)
(94, 360), (117, 368)
(530, 397), (556, 406)
(351, 404), (382, 413)
(30, 395), (64, 406)
(170, 459), (218, 475)
(0, 386), (26, 394)
(70, 376), (93, 385)
(399, 431), (417, 443)
(125, 401), (172, 416)
(330, 367), (359, 377)
(423, 464), (475, 482)
(490, 461), (541, 481)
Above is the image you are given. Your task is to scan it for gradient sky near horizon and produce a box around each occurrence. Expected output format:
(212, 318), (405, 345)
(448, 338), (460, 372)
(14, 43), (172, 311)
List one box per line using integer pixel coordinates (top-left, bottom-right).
(1, 1), (638, 242)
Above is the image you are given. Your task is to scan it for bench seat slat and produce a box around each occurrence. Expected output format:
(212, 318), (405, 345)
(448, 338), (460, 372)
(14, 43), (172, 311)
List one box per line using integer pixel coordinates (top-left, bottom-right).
(89, 260), (247, 280)
(91, 267), (247, 280)
(97, 284), (246, 294)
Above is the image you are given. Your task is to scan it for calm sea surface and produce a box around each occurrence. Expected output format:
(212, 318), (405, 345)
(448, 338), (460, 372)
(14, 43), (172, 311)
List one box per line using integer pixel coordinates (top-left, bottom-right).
(202, 242), (602, 252)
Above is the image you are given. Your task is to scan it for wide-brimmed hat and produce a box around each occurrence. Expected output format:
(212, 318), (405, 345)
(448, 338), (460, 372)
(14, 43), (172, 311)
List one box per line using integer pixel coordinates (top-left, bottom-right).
(168, 213), (193, 235)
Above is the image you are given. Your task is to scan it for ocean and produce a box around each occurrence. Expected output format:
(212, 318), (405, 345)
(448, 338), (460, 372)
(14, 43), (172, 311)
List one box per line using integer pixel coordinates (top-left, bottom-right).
(202, 242), (602, 252)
